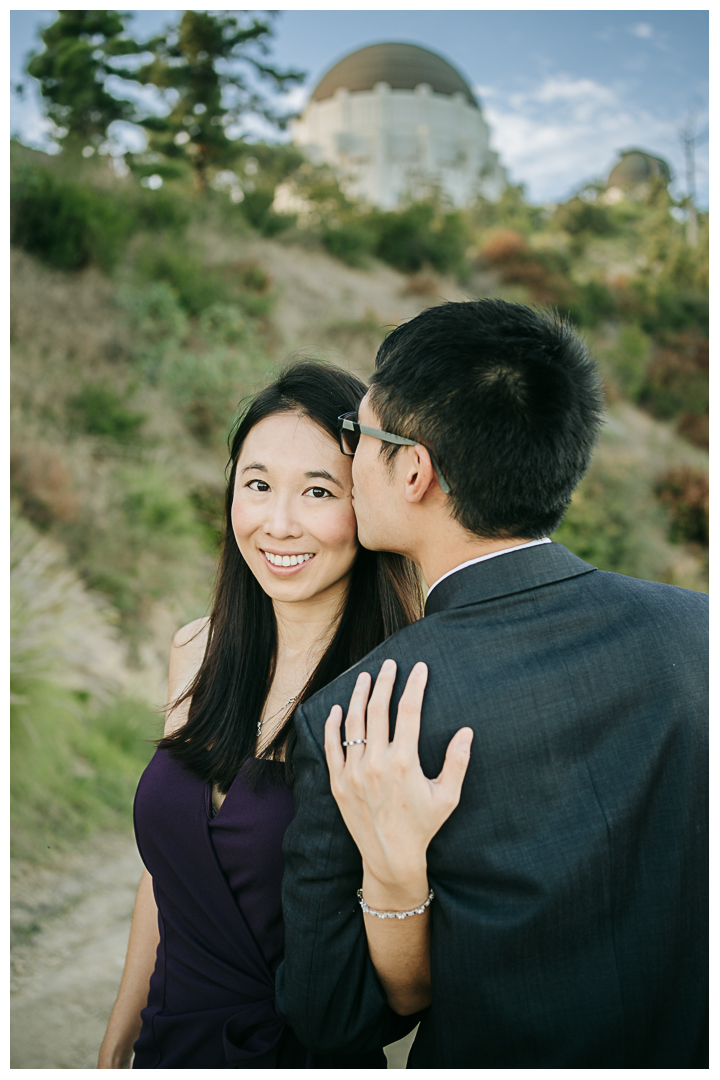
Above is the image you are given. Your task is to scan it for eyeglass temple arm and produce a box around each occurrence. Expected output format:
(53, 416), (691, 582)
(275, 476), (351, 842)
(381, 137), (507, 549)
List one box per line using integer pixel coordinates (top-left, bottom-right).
(341, 419), (451, 495)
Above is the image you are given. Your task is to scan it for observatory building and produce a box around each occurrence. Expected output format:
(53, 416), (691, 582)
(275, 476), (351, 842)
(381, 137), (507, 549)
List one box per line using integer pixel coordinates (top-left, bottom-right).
(291, 43), (506, 209)
(603, 149), (672, 204)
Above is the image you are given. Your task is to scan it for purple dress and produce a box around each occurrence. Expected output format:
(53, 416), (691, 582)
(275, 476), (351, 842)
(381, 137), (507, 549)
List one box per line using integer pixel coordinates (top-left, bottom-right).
(132, 749), (386, 1068)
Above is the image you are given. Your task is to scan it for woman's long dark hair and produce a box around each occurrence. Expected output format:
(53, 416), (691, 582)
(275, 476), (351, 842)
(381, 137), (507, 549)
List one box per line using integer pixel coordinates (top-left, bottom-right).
(159, 360), (424, 790)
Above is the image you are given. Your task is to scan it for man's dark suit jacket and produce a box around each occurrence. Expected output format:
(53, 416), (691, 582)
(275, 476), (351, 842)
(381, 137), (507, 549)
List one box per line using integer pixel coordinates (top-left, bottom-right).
(276, 542), (708, 1067)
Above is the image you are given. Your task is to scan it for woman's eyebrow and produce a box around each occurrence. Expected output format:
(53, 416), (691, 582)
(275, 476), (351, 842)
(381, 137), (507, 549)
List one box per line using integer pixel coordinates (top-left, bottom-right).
(305, 469), (342, 485)
(241, 462), (267, 474)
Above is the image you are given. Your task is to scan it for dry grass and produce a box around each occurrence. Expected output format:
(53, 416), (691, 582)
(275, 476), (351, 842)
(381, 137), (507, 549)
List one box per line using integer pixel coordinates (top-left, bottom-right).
(11, 511), (127, 702)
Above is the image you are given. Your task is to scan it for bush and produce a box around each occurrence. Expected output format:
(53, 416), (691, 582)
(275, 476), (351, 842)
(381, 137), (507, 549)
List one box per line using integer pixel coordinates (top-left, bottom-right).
(554, 197), (617, 238)
(552, 459), (674, 582)
(655, 468), (708, 545)
(68, 383), (146, 441)
(370, 204), (467, 275)
(134, 239), (233, 316)
(11, 165), (133, 271)
(321, 220), (375, 266)
(636, 331), (709, 420)
(240, 188), (295, 237)
(158, 343), (253, 445)
(601, 324), (651, 399)
(11, 683), (157, 860)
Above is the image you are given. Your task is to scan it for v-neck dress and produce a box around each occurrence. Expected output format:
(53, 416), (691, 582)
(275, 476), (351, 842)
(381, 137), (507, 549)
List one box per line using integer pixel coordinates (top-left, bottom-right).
(132, 748), (386, 1068)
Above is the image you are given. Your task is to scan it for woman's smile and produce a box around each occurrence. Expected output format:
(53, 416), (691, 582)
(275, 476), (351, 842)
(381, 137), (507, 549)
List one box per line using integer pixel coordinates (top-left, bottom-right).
(261, 549), (316, 574)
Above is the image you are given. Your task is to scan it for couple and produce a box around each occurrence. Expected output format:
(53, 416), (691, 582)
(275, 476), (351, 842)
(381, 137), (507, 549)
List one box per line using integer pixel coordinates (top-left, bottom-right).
(99, 300), (708, 1068)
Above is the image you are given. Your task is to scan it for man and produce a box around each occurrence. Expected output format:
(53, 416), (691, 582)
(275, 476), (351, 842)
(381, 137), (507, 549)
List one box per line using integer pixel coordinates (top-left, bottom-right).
(276, 300), (708, 1067)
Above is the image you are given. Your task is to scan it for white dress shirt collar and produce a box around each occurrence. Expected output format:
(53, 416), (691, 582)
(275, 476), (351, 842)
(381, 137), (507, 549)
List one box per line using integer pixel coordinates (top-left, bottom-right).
(425, 538), (552, 597)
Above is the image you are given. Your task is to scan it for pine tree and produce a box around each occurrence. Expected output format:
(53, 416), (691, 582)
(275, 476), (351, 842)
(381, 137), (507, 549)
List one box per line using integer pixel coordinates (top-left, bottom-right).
(133, 11), (304, 191)
(26, 11), (143, 152)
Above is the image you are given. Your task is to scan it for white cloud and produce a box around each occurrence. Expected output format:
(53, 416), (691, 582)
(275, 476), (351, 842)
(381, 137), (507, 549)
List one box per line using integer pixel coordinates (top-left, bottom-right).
(630, 22), (654, 40)
(475, 72), (705, 204)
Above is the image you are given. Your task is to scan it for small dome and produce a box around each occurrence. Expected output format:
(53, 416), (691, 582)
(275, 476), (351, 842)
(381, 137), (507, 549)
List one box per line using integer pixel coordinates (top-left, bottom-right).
(310, 42), (478, 109)
(607, 150), (671, 188)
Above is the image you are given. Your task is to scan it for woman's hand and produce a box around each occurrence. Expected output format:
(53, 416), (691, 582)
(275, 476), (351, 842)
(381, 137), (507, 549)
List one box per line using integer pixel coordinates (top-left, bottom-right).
(325, 658), (473, 912)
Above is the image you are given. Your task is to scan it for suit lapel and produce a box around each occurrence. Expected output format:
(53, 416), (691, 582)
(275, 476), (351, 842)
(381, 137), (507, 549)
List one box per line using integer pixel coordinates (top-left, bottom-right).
(424, 542), (596, 617)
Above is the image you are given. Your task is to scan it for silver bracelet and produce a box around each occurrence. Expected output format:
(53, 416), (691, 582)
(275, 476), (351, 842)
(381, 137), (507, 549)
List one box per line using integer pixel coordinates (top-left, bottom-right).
(357, 888), (434, 919)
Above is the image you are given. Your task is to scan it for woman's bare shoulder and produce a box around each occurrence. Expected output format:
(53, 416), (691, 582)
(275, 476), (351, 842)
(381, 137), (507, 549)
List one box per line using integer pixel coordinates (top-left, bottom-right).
(171, 616), (210, 651)
(165, 618), (210, 736)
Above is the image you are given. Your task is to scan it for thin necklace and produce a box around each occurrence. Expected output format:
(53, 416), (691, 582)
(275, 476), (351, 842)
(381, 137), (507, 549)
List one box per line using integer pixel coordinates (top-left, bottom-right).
(257, 696), (298, 737)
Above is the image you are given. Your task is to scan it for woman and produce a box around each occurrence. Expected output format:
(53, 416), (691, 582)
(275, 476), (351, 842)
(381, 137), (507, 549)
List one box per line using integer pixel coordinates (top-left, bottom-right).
(97, 361), (426, 1068)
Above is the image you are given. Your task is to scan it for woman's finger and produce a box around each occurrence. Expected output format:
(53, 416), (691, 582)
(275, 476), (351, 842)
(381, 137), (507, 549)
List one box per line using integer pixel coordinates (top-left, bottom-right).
(343, 670), (372, 756)
(393, 662), (428, 754)
(324, 704), (345, 785)
(432, 726), (474, 817)
(365, 658), (396, 749)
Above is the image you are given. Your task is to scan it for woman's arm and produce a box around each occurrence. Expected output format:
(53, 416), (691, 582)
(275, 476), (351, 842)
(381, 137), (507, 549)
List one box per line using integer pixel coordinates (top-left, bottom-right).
(97, 870), (160, 1068)
(324, 660), (473, 1015)
(98, 618), (210, 1066)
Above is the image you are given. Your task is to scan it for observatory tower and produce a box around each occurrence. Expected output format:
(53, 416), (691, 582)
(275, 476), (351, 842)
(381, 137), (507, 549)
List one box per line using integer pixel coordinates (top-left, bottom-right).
(292, 42), (506, 209)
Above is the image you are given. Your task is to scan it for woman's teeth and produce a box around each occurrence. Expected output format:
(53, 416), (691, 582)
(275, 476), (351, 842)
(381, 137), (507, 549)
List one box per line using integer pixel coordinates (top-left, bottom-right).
(264, 552), (313, 567)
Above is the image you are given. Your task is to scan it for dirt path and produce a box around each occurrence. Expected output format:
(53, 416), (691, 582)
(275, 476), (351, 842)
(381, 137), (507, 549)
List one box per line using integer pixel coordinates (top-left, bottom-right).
(11, 831), (415, 1068)
(11, 831), (143, 1069)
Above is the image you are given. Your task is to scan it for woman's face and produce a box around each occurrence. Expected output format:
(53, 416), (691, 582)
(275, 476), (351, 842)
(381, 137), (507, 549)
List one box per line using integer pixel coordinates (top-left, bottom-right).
(232, 412), (359, 606)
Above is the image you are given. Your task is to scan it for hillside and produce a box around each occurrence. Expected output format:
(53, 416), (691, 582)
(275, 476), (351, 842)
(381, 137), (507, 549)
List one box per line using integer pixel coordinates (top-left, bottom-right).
(10, 145), (708, 862)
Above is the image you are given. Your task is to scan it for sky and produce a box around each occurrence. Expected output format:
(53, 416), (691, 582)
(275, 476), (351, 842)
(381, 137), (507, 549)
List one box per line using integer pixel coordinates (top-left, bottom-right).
(10, 9), (709, 207)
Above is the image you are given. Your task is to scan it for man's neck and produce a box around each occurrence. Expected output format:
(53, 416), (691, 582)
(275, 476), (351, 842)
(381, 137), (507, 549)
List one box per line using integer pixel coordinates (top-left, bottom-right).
(418, 535), (535, 591)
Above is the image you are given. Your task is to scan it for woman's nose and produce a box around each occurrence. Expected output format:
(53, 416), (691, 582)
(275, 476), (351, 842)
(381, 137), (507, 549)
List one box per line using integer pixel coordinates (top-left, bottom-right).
(262, 496), (302, 538)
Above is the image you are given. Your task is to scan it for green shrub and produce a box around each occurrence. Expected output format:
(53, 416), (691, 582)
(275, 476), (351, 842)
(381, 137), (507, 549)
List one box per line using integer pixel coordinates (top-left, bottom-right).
(131, 187), (192, 232)
(158, 344), (253, 444)
(370, 204), (467, 275)
(68, 383), (146, 441)
(135, 239), (233, 316)
(240, 188), (295, 236)
(554, 197), (617, 238)
(552, 459), (673, 582)
(321, 221), (375, 266)
(636, 331), (709, 420)
(573, 279), (618, 328)
(11, 165), (133, 271)
(601, 324), (651, 399)
(11, 682), (158, 860)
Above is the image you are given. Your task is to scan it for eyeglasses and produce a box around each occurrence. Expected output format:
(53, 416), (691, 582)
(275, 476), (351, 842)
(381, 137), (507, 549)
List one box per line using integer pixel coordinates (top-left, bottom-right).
(337, 411), (452, 495)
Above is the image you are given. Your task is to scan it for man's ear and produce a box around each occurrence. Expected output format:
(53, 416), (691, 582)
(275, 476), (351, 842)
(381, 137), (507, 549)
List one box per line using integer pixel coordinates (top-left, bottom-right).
(404, 444), (438, 504)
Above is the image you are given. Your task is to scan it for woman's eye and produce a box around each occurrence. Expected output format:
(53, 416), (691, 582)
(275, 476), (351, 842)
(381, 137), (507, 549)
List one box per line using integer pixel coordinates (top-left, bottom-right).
(307, 486), (332, 499)
(247, 479), (270, 492)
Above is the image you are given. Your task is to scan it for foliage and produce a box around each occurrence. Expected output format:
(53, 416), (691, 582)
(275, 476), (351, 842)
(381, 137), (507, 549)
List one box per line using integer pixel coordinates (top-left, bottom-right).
(599, 323), (652, 400)
(636, 331), (708, 421)
(11, 683), (158, 860)
(552, 196), (617, 246)
(655, 468), (709, 545)
(552, 460), (675, 582)
(11, 511), (126, 700)
(468, 183), (546, 236)
(68, 382), (146, 441)
(10, 164), (133, 271)
(370, 203), (467, 275)
(25, 10), (142, 149)
(131, 237), (274, 320)
(132, 11), (304, 190)
(133, 236), (234, 316)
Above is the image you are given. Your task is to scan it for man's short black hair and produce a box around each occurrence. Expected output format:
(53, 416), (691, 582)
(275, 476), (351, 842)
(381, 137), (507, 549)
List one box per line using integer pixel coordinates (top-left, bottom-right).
(370, 298), (604, 540)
